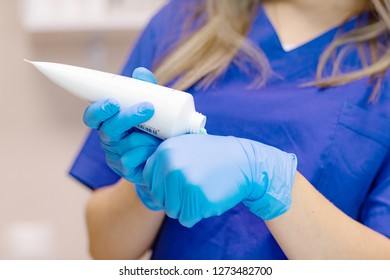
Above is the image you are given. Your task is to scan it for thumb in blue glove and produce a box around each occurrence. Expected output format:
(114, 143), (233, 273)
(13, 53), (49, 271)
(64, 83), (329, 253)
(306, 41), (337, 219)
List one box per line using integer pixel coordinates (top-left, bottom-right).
(141, 134), (297, 227)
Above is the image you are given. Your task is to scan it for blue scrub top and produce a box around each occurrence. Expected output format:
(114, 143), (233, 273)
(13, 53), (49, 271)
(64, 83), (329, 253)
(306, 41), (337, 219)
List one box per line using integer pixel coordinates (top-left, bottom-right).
(69, 0), (390, 259)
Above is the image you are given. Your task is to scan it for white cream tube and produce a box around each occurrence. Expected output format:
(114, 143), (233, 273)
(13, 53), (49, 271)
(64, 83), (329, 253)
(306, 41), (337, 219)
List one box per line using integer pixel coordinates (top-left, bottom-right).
(26, 60), (206, 140)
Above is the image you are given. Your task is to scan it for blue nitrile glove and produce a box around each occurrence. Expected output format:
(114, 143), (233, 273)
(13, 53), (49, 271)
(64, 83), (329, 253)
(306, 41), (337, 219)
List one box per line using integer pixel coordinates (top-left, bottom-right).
(83, 68), (162, 209)
(141, 134), (297, 227)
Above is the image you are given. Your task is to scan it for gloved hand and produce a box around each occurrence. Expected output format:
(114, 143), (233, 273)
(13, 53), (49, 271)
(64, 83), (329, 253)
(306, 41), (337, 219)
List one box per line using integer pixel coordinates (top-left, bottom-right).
(141, 134), (297, 227)
(83, 67), (162, 209)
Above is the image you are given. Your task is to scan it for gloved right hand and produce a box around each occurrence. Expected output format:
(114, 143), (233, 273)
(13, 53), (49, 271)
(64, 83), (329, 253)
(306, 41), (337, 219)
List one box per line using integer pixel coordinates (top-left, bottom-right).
(83, 68), (162, 208)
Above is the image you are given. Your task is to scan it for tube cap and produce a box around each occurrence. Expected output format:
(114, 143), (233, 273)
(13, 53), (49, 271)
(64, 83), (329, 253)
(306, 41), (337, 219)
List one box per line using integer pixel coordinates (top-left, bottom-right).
(189, 112), (207, 134)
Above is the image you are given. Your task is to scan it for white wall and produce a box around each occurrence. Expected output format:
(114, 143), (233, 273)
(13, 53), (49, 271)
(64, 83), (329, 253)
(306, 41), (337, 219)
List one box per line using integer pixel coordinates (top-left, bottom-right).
(0, 0), (142, 259)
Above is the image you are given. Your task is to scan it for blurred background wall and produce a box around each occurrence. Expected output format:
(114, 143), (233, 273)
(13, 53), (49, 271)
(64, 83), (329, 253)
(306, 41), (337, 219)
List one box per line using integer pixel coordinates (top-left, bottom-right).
(0, 0), (165, 259)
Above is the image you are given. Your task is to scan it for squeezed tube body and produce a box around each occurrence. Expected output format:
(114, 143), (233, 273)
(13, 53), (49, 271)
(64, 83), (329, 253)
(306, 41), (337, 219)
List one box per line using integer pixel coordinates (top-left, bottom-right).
(27, 60), (206, 140)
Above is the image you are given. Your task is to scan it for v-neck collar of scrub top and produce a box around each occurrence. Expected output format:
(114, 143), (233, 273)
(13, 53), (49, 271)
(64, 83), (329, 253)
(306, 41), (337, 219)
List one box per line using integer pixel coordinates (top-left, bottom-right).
(248, 5), (361, 82)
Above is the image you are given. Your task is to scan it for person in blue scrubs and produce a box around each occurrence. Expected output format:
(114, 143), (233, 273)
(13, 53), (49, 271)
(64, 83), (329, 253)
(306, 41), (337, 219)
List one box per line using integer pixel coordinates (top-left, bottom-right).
(70, 0), (390, 259)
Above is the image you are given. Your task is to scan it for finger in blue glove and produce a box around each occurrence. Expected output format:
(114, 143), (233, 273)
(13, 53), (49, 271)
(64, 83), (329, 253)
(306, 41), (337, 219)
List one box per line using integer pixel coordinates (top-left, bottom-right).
(83, 98), (120, 129)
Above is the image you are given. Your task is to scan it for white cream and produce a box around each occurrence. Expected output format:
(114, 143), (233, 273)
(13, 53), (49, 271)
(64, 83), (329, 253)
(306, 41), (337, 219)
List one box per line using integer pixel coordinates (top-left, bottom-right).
(26, 60), (207, 140)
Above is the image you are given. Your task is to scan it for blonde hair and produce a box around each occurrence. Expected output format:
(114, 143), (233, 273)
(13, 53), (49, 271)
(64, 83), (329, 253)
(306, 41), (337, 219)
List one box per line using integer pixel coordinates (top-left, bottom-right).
(154, 0), (390, 102)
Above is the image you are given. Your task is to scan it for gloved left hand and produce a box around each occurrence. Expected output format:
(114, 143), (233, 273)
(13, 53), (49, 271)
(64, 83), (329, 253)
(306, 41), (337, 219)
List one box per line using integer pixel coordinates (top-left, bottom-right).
(142, 134), (298, 227)
(83, 67), (163, 209)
